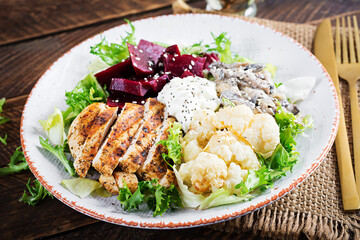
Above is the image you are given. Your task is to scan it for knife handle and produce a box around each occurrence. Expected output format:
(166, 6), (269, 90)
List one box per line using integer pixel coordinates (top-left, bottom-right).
(335, 95), (360, 211)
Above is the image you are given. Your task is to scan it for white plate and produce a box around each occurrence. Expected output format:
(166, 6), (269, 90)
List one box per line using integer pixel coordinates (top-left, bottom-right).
(20, 14), (339, 228)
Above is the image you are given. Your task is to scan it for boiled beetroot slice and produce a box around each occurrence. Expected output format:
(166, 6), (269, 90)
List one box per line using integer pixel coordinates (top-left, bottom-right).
(95, 58), (135, 87)
(141, 74), (168, 93)
(180, 70), (194, 78)
(164, 45), (181, 55)
(202, 53), (220, 69)
(110, 78), (150, 97)
(127, 40), (165, 77)
(163, 54), (206, 78)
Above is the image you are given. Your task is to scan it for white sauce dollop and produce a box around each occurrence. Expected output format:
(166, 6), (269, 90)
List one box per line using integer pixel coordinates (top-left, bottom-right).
(157, 76), (220, 132)
(277, 76), (316, 103)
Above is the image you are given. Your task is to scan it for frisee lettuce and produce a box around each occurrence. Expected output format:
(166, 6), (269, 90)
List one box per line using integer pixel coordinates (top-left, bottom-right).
(0, 146), (29, 176)
(20, 179), (53, 206)
(90, 19), (136, 66)
(117, 179), (182, 217)
(0, 134), (7, 145)
(0, 98), (9, 125)
(39, 137), (77, 177)
(157, 122), (183, 166)
(62, 73), (108, 126)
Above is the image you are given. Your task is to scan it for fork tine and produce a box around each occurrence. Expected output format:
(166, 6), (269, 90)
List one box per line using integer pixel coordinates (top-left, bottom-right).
(336, 18), (342, 63)
(342, 17), (349, 64)
(348, 16), (356, 63)
(353, 16), (360, 62)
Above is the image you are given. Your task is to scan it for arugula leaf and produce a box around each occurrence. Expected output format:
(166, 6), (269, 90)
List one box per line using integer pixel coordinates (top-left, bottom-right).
(39, 137), (77, 177)
(117, 180), (182, 217)
(0, 134), (7, 145)
(157, 122), (183, 166)
(19, 178), (53, 206)
(90, 19), (136, 66)
(0, 146), (29, 176)
(0, 98), (9, 125)
(62, 73), (108, 126)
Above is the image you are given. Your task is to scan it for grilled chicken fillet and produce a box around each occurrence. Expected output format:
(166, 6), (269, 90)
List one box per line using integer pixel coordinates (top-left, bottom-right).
(99, 171), (138, 195)
(137, 116), (175, 181)
(73, 104), (118, 177)
(119, 98), (165, 173)
(92, 103), (144, 176)
(68, 103), (105, 161)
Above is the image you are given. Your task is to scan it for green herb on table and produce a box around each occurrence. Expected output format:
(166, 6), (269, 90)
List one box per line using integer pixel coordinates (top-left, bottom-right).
(0, 98), (10, 144)
(39, 137), (77, 177)
(0, 146), (29, 176)
(20, 178), (53, 206)
(118, 180), (182, 217)
(90, 19), (136, 66)
(157, 122), (183, 167)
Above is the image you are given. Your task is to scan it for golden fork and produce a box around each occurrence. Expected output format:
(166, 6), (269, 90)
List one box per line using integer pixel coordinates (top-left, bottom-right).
(335, 16), (360, 196)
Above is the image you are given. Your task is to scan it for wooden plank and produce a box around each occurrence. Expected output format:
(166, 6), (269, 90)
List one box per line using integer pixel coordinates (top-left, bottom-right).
(0, 0), (180, 46)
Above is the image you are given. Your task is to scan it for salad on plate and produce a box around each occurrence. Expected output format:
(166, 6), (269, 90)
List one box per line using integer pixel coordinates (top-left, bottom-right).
(39, 20), (314, 217)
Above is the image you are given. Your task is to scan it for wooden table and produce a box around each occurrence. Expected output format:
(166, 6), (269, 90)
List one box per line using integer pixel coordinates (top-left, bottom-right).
(1, 0), (359, 239)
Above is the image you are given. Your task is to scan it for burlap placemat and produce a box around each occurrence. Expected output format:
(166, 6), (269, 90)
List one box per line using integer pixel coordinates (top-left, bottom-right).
(173, 1), (360, 239)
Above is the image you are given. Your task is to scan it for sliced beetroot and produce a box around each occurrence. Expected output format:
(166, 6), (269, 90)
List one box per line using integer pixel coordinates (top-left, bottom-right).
(127, 40), (165, 77)
(180, 70), (194, 78)
(141, 74), (169, 93)
(202, 53), (220, 69)
(163, 54), (206, 78)
(110, 78), (150, 97)
(107, 91), (156, 108)
(95, 58), (135, 87)
(164, 45), (181, 55)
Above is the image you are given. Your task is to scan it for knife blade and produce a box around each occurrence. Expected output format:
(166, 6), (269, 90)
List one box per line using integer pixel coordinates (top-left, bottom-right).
(314, 19), (360, 210)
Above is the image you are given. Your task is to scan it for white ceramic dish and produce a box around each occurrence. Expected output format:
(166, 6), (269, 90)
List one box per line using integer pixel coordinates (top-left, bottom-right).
(20, 14), (339, 228)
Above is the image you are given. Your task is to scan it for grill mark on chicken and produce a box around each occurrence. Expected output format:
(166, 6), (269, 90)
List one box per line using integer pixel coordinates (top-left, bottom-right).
(119, 98), (165, 173)
(92, 103), (144, 176)
(68, 103), (105, 161)
(137, 116), (175, 181)
(99, 170), (138, 195)
(74, 105), (118, 177)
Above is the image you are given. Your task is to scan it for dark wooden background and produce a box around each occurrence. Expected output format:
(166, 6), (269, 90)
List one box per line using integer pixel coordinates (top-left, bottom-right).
(1, 0), (360, 239)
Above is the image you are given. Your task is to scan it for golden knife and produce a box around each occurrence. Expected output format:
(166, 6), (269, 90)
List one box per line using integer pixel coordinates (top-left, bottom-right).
(314, 19), (360, 210)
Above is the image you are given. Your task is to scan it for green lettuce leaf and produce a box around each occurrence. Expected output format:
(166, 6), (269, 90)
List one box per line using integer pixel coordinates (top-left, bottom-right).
(157, 122), (183, 166)
(20, 179), (53, 206)
(0, 98), (9, 125)
(0, 146), (29, 176)
(61, 178), (102, 198)
(39, 137), (76, 177)
(0, 134), (7, 145)
(62, 73), (108, 126)
(117, 179), (182, 217)
(199, 188), (252, 210)
(39, 107), (65, 146)
(90, 19), (136, 66)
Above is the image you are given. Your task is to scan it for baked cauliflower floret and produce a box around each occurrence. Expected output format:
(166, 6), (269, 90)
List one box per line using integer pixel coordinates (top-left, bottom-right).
(243, 113), (280, 158)
(216, 105), (254, 136)
(223, 162), (248, 194)
(204, 130), (260, 169)
(189, 109), (220, 147)
(178, 152), (227, 193)
(183, 139), (203, 162)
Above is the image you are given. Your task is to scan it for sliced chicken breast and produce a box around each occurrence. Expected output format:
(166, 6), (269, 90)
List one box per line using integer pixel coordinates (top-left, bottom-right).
(74, 105), (118, 177)
(92, 103), (144, 176)
(137, 116), (175, 181)
(158, 168), (177, 188)
(99, 171), (138, 195)
(68, 103), (105, 161)
(119, 98), (165, 173)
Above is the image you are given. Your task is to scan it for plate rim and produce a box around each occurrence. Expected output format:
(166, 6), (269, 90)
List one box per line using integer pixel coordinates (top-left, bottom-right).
(20, 13), (340, 229)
